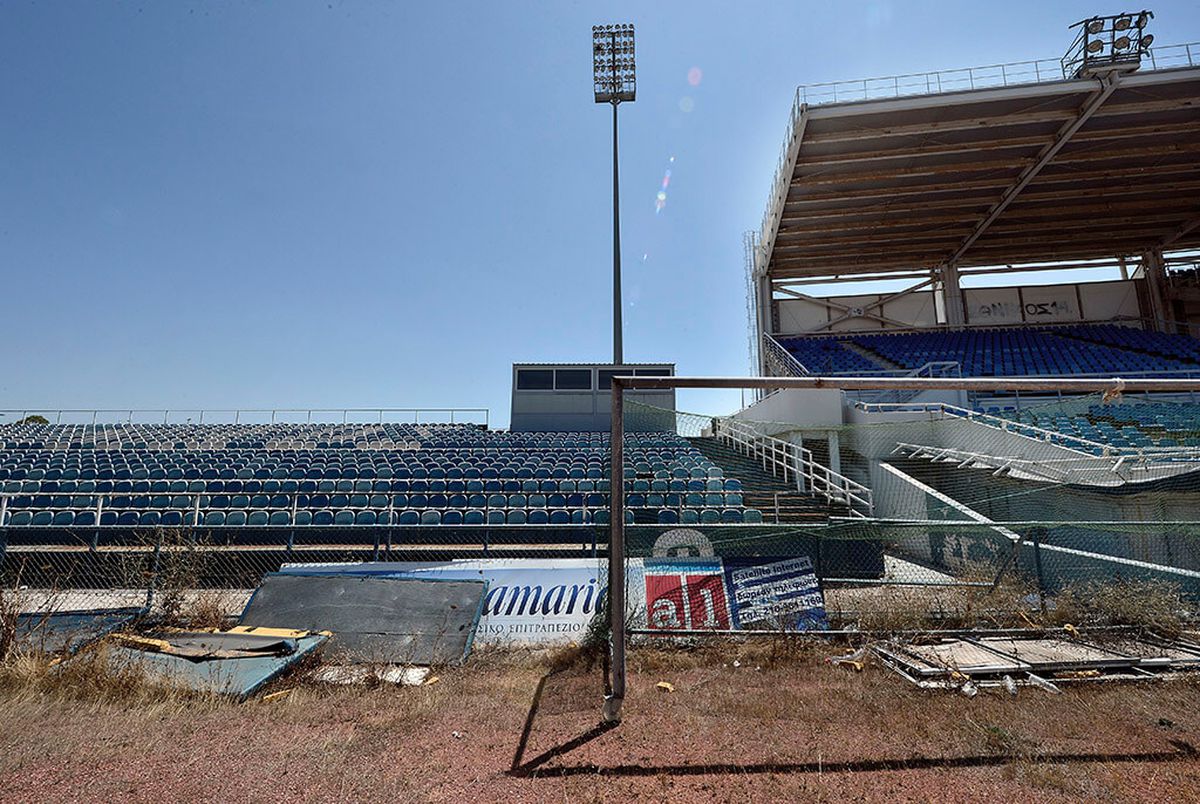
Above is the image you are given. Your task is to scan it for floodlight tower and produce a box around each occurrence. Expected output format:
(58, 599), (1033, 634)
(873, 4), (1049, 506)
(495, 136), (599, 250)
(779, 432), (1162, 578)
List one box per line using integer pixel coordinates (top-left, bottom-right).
(593, 24), (636, 365)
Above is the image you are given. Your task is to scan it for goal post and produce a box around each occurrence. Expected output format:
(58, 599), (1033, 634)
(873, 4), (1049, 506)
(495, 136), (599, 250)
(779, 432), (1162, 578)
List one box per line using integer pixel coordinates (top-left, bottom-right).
(602, 373), (1200, 722)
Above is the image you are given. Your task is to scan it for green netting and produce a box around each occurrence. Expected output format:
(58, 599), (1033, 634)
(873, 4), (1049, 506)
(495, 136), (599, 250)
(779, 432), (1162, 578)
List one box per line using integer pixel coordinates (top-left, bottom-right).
(617, 393), (1200, 631)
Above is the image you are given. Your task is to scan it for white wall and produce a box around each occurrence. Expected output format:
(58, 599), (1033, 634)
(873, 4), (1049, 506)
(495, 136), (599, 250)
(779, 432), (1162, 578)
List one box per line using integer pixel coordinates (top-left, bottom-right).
(733, 388), (844, 428)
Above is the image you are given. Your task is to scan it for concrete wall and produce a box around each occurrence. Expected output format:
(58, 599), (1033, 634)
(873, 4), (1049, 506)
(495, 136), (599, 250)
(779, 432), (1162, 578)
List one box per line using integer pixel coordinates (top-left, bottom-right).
(732, 388), (844, 428)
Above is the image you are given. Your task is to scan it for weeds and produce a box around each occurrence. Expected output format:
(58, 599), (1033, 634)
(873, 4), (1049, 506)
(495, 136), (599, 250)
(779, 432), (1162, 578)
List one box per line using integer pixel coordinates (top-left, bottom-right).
(1044, 579), (1188, 635)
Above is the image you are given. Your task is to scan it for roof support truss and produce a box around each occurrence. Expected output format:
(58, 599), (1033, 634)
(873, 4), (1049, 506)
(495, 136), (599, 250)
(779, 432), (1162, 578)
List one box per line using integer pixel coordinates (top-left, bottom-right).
(777, 276), (937, 334)
(946, 74), (1121, 267)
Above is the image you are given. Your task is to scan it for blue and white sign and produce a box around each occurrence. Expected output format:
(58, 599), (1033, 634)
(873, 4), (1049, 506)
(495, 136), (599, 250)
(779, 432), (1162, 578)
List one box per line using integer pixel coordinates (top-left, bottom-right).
(723, 557), (827, 630)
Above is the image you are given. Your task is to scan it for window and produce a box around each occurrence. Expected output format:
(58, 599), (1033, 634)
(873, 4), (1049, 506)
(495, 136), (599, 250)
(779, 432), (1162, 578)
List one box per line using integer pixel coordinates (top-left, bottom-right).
(597, 368), (629, 389)
(516, 369), (554, 390)
(555, 369), (592, 390)
(597, 367), (670, 389)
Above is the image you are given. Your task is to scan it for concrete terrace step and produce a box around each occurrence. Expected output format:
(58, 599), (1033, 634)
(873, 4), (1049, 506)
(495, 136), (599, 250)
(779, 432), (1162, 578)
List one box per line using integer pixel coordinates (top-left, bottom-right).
(690, 437), (849, 523)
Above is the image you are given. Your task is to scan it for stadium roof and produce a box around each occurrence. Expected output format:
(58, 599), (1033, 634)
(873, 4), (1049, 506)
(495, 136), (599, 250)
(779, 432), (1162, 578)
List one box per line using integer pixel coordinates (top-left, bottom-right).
(759, 52), (1200, 282)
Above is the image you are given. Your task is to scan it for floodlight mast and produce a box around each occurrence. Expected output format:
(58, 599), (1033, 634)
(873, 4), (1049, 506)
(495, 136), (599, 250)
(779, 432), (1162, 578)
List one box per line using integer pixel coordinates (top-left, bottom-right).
(593, 24), (636, 365)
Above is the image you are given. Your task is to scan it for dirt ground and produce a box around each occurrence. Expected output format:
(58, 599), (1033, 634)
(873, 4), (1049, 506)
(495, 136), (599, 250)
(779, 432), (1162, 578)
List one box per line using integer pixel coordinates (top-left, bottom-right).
(1, 645), (1199, 803)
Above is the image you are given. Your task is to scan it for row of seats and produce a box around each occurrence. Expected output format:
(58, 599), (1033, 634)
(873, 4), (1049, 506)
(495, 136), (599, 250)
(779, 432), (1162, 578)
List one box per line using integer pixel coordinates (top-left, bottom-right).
(1, 491), (747, 510)
(996, 400), (1200, 452)
(781, 324), (1200, 377)
(0, 461), (717, 481)
(0, 422), (687, 451)
(1, 507), (764, 527)
(0, 423), (763, 528)
(0, 477), (743, 495)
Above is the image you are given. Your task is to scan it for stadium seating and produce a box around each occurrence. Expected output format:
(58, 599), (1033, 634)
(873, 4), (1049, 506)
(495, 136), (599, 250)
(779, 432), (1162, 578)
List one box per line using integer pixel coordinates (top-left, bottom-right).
(988, 401), (1200, 453)
(780, 324), (1200, 377)
(0, 422), (762, 527)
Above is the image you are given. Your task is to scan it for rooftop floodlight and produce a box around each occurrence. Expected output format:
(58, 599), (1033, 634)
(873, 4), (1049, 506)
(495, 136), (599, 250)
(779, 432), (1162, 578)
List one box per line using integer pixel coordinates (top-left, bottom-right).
(593, 23), (636, 103)
(592, 22), (637, 366)
(1065, 10), (1155, 78)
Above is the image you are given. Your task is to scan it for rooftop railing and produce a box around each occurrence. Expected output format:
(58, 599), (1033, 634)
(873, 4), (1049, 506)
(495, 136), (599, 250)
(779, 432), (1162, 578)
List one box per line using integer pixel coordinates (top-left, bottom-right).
(0, 408), (491, 427)
(795, 41), (1196, 107)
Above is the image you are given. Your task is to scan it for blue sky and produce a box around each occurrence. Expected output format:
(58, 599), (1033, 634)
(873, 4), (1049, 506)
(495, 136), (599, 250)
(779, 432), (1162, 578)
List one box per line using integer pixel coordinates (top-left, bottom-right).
(3, 1), (1199, 425)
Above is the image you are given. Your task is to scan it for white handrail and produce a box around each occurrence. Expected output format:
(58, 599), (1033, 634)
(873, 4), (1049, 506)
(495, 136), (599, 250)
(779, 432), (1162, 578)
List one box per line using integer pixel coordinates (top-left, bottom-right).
(713, 417), (873, 517)
(762, 333), (811, 377)
(855, 401), (1200, 462)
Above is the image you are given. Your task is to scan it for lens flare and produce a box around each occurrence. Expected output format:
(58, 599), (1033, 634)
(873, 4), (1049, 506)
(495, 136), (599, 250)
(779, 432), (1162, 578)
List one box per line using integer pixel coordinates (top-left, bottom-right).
(687, 66), (702, 86)
(678, 96), (694, 113)
(655, 165), (672, 214)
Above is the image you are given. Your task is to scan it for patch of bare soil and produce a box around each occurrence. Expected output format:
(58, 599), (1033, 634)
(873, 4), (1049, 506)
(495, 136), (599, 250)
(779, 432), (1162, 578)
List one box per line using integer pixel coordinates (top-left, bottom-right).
(1, 647), (1198, 802)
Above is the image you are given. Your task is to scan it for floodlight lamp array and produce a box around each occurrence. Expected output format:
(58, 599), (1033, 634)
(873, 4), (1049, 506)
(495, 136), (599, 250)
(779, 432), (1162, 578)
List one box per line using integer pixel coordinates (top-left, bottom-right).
(593, 23), (636, 103)
(1063, 10), (1155, 78)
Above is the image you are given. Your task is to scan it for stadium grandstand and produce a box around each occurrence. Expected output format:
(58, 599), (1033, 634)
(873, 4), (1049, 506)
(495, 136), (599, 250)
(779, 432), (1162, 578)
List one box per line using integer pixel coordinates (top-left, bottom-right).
(4, 11), (1200, 638)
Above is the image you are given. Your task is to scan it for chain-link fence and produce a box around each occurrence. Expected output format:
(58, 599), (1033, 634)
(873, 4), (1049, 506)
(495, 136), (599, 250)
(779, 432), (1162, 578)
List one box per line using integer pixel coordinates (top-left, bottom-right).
(0, 525), (608, 619)
(615, 391), (1200, 647)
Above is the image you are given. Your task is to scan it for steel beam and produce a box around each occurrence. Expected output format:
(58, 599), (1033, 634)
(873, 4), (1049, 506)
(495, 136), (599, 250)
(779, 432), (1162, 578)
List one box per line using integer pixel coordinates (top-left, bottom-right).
(946, 75), (1121, 267)
(800, 95), (1196, 146)
(796, 120), (1200, 168)
(614, 375), (1200, 393)
(1163, 214), (1200, 248)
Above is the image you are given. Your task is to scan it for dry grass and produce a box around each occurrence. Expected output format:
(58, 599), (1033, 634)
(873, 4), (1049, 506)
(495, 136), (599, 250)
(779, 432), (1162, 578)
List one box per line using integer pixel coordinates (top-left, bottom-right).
(1045, 579), (1189, 635)
(1, 648), (1198, 801)
(824, 575), (1040, 632)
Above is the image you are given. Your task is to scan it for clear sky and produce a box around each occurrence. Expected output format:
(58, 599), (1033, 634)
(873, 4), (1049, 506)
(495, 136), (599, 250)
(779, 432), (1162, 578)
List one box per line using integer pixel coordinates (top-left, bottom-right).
(3, 1), (1199, 425)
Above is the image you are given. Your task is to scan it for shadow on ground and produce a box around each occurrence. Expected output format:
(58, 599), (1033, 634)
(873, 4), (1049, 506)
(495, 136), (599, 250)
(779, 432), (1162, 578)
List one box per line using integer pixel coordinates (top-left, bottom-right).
(508, 669), (1198, 779)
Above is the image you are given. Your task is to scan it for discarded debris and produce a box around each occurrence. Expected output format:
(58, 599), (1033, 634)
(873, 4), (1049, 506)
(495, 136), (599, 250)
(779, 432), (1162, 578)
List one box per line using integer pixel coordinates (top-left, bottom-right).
(1002, 675), (1018, 697)
(830, 646), (868, 671)
(311, 664), (431, 687)
(1027, 673), (1063, 695)
(874, 630), (1200, 692)
(656, 681), (675, 693)
(240, 573), (487, 665)
(10, 608), (142, 657)
(261, 688), (294, 703)
(92, 627), (328, 700)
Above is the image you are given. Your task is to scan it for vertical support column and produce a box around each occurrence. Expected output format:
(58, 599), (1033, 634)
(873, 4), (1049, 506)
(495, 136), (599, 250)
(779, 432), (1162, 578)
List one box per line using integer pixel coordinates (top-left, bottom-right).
(942, 262), (965, 328)
(756, 274), (773, 376)
(604, 380), (626, 723)
(789, 432), (807, 492)
(826, 430), (843, 501)
(612, 99), (624, 365)
(826, 431), (842, 476)
(1142, 249), (1169, 333)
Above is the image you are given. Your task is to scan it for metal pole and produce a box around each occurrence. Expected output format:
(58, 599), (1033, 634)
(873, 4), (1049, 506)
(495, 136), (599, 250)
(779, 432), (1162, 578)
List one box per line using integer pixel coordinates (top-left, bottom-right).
(612, 96), (623, 364)
(603, 379), (626, 723)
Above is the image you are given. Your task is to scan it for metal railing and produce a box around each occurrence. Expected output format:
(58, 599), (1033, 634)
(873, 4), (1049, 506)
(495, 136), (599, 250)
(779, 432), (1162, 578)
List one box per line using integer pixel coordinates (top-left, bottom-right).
(855, 400), (1200, 463)
(0, 491), (762, 530)
(796, 41), (1196, 107)
(712, 416), (873, 517)
(0, 408), (491, 427)
(761, 333), (810, 377)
